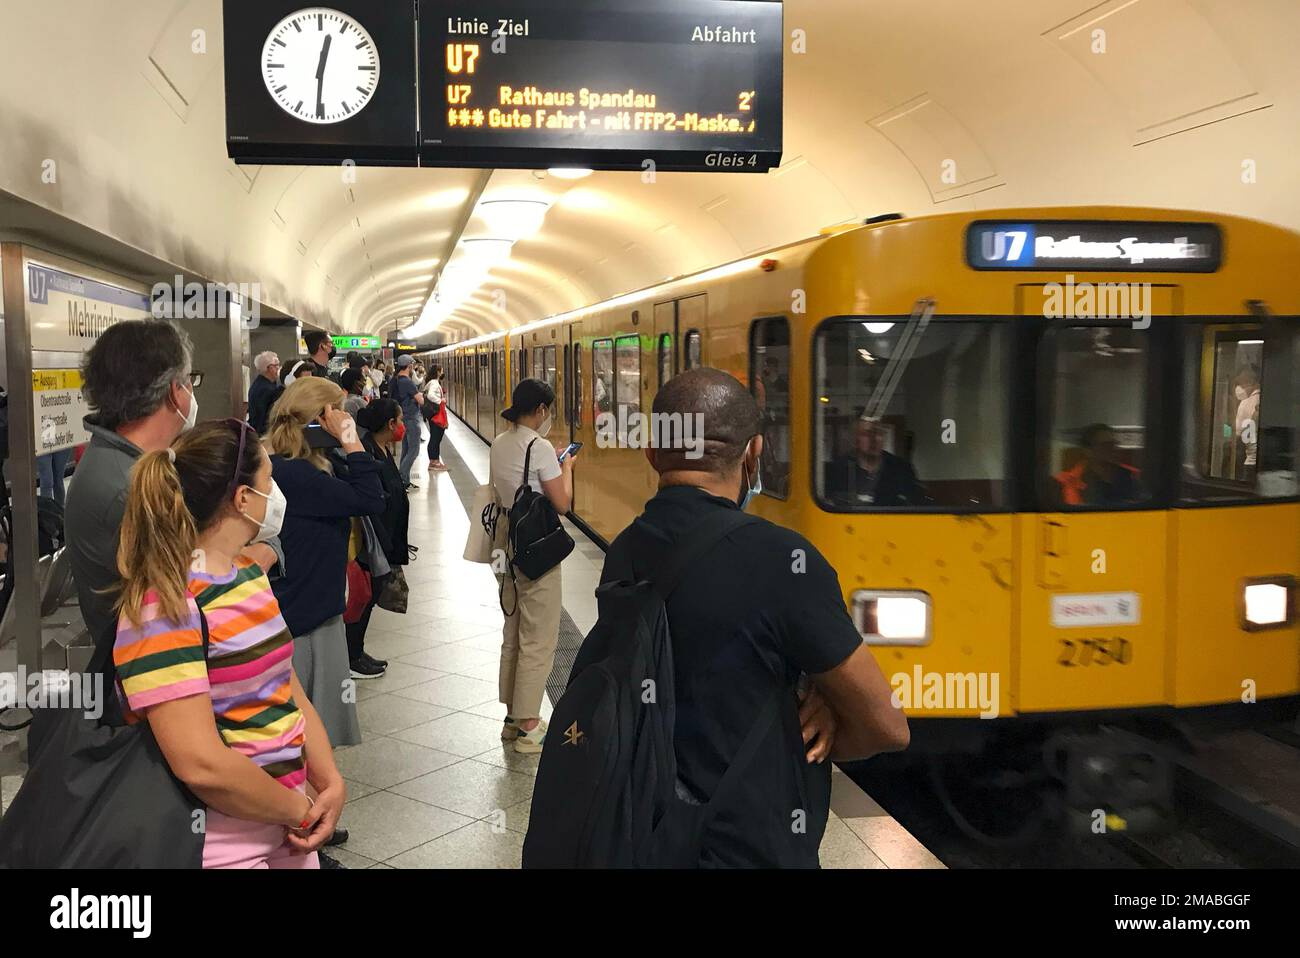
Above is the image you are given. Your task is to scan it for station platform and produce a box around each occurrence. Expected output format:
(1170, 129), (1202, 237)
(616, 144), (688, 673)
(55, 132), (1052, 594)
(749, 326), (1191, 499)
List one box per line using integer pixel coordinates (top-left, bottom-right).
(321, 415), (944, 869)
(0, 415), (942, 870)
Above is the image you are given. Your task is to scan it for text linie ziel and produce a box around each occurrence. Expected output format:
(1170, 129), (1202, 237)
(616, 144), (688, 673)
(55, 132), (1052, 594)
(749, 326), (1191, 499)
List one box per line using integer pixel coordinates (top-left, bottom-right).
(691, 26), (759, 44)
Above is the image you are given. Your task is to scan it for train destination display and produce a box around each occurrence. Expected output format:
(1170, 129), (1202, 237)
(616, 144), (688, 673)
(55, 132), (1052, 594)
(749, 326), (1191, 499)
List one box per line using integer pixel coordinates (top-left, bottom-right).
(421, 0), (784, 172)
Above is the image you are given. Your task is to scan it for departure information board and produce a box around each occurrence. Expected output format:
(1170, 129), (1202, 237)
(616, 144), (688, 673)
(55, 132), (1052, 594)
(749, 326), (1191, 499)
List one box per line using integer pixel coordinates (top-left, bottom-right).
(419, 0), (784, 172)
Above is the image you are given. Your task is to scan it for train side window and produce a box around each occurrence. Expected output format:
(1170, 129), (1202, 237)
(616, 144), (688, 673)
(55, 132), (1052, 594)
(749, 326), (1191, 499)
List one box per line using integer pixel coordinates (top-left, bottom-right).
(615, 336), (642, 444)
(1043, 326), (1151, 510)
(543, 345), (558, 394)
(684, 330), (702, 371)
(815, 318), (1010, 511)
(563, 344), (571, 421)
(532, 347), (544, 383)
(573, 344), (584, 428)
(750, 317), (791, 499)
(593, 339), (614, 426)
(658, 334), (674, 389)
(1180, 322), (1299, 502)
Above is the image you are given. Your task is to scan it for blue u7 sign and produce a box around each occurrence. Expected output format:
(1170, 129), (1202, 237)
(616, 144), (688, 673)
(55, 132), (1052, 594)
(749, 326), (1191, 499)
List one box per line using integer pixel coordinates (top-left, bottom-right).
(966, 220), (1221, 272)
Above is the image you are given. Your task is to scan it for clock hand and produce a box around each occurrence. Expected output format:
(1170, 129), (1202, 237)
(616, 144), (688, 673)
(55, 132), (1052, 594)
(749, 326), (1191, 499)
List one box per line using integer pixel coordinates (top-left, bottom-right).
(315, 35), (332, 114)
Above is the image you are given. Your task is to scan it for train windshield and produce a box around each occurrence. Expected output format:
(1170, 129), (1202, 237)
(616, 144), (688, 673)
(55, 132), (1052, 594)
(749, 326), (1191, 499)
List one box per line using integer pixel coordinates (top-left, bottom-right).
(815, 318), (1011, 511)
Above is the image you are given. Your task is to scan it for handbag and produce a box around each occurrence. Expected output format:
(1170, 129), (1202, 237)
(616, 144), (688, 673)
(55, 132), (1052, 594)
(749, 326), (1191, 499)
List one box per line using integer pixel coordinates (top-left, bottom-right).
(343, 561), (373, 624)
(508, 439), (574, 581)
(376, 566), (409, 614)
(433, 401), (449, 430)
(0, 615), (211, 869)
(464, 483), (501, 564)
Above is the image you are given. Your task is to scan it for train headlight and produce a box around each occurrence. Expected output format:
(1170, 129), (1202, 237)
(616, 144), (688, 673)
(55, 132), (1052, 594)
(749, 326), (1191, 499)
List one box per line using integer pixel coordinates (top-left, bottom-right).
(1241, 577), (1295, 631)
(851, 591), (932, 646)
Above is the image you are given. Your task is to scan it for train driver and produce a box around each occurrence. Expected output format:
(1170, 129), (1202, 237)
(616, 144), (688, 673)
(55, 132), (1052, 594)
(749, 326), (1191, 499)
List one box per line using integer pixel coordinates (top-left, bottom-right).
(830, 414), (926, 506)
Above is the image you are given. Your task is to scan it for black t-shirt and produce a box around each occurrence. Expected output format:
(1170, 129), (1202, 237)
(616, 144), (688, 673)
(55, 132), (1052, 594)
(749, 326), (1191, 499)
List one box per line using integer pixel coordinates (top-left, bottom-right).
(600, 485), (861, 867)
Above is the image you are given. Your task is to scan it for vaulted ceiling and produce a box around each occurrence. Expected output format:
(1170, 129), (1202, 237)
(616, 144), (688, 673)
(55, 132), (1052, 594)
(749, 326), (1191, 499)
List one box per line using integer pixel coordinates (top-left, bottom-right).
(1, 0), (1297, 341)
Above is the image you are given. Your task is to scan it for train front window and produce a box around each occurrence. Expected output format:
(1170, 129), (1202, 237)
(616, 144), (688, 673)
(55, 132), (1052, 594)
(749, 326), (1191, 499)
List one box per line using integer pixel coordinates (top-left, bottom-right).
(751, 317), (791, 499)
(1180, 322), (1299, 502)
(815, 318), (1010, 511)
(1043, 326), (1151, 510)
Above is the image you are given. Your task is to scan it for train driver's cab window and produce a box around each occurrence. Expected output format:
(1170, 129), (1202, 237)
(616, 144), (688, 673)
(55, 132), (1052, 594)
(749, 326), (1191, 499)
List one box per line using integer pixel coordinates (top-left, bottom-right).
(815, 318), (1010, 510)
(684, 330), (702, 371)
(1180, 323), (1299, 502)
(1045, 326), (1151, 509)
(751, 317), (791, 499)
(593, 339), (614, 424)
(615, 336), (642, 444)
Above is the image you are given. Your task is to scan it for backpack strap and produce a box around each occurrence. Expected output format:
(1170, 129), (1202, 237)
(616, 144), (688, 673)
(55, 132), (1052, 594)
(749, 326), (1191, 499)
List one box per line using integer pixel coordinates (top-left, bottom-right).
(650, 508), (760, 601)
(700, 684), (786, 823)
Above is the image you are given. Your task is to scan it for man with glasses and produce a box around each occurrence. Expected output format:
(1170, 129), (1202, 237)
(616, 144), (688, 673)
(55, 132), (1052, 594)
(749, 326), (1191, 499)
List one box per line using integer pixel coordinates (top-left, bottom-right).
(67, 321), (276, 645)
(248, 352), (282, 434)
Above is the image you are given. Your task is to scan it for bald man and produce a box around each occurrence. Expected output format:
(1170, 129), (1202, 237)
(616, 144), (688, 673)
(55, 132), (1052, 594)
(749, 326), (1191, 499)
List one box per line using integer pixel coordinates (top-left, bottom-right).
(594, 368), (909, 868)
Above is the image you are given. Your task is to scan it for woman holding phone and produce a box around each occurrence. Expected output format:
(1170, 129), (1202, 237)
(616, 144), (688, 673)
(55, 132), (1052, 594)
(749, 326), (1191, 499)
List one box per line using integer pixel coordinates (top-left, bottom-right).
(264, 378), (386, 749)
(488, 379), (576, 754)
(113, 419), (345, 868)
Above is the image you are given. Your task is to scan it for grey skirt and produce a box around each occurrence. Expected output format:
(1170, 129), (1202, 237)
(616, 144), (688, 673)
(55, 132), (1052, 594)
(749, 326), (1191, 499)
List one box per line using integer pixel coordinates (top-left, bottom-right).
(292, 615), (362, 749)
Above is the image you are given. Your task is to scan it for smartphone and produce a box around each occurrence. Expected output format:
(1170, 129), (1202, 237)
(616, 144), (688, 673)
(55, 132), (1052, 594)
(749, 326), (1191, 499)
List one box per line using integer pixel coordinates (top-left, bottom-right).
(304, 423), (341, 450)
(557, 441), (583, 463)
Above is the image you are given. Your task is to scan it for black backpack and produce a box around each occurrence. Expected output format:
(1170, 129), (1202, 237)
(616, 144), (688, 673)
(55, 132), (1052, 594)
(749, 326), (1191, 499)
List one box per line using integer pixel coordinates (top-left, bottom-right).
(507, 439), (574, 581)
(522, 509), (783, 869)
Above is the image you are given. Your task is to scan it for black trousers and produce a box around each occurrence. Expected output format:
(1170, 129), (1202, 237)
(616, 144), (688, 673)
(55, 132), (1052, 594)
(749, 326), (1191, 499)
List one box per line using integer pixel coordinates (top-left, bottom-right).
(427, 422), (446, 462)
(345, 572), (388, 660)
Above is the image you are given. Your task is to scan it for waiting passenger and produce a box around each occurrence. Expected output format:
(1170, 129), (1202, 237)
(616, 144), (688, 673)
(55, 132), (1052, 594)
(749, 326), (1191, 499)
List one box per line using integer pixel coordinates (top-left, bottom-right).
(1233, 365), (1262, 474)
(112, 420), (345, 868)
(490, 379), (576, 754)
(68, 321), (277, 643)
(282, 360), (314, 387)
(349, 399), (413, 679)
(264, 378), (386, 751)
(248, 352), (282, 435)
(425, 364), (448, 472)
(304, 331), (336, 382)
(831, 414), (926, 506)
(389, 355), (425, 489)
(1055, 423), (1143, 506)
(340, 367), (368, 421)
(596, 368), (909, 867)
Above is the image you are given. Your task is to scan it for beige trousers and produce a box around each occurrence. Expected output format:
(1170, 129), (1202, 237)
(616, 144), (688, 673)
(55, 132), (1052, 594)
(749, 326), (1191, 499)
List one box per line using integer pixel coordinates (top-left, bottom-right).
(493, 517), (563, 721)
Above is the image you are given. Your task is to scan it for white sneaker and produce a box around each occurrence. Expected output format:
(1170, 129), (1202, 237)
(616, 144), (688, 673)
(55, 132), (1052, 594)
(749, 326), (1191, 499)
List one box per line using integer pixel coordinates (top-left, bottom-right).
(513, 720), (548, 754)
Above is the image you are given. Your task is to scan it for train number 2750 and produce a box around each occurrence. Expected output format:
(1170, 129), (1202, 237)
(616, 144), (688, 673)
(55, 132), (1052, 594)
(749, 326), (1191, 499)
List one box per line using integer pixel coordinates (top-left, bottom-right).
(1058, 637), (1132, 667)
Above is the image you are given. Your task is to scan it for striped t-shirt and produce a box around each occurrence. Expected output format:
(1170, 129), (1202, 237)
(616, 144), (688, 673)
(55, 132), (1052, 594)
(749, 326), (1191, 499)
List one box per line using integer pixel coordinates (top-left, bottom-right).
(114, 558), (307, 792)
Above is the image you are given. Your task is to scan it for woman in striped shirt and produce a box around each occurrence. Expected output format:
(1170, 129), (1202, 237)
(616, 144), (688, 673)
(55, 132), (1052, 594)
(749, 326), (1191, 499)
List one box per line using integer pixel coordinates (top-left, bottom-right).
(114, 419), (345, 869)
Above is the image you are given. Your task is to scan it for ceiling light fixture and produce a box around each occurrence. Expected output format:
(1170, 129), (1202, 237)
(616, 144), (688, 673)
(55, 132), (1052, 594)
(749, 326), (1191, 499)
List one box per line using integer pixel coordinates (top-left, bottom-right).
(476, 199), (551, 240)
(548, 167), (593, 180)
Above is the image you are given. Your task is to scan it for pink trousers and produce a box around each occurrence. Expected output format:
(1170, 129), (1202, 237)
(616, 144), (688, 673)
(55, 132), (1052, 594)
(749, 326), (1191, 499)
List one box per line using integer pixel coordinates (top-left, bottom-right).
(202, 808), (321, 870)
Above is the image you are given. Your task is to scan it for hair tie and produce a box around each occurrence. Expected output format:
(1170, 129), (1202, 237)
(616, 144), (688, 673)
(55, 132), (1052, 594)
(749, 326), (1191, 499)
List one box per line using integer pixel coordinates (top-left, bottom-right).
(166, 448), (177, 464)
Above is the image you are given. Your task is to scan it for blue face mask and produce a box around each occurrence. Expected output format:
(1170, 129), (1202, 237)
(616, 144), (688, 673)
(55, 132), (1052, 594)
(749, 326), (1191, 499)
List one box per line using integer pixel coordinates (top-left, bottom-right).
(738, 442), (763, 511)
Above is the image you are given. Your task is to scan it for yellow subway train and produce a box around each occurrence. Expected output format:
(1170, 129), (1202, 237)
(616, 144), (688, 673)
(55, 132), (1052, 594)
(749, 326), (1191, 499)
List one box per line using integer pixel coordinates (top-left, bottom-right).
(430, 208), (1299, 834)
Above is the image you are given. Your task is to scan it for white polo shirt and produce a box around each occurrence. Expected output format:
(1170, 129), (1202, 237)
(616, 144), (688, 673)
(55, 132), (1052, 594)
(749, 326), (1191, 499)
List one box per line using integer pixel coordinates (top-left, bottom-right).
(490, 424), (561, 507)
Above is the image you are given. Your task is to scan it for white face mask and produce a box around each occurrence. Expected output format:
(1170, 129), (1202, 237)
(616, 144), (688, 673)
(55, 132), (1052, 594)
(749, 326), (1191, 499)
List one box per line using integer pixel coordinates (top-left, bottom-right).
(536, 410), (554, 438)
(175, 383), (198, 433)
(242, 481), (287, 544)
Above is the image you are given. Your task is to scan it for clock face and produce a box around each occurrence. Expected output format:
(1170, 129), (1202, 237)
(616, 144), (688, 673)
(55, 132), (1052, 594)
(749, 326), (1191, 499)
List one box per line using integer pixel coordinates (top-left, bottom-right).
(261, 7), (380, 125)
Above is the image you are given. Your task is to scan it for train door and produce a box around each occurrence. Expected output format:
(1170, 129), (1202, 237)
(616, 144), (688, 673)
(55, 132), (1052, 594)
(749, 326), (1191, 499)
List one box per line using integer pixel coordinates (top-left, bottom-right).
(478, 350), (494, 438)
(570, 322), (587, 516)
(1016, 291), (1176, 712)
(654, 301), (678, 391)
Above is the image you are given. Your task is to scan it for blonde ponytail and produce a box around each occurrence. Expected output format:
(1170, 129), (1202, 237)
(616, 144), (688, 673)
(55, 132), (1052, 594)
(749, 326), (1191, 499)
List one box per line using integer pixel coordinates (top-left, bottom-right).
(116, 450), (198, 627)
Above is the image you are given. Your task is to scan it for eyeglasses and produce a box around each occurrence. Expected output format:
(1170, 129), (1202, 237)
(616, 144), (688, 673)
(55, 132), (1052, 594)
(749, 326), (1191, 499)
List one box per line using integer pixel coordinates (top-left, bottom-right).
(188, 372), (205, 389)
(223, 418), (256, 497)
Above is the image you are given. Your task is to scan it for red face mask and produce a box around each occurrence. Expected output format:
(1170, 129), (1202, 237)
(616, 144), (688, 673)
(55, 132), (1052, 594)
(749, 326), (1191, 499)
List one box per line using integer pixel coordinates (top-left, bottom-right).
(392, 422), (406, 443)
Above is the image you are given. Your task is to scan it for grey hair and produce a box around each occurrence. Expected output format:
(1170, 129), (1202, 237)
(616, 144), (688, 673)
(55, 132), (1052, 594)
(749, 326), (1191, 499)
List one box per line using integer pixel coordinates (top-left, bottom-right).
(254, 351), (281, 374)
(82, 321), (193, 430)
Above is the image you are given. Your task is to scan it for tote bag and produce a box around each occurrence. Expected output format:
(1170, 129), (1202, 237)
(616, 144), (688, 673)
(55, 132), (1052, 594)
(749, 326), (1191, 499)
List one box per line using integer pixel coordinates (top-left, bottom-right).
(0, 616), (210, 869)
(464, 483), (501, 564)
